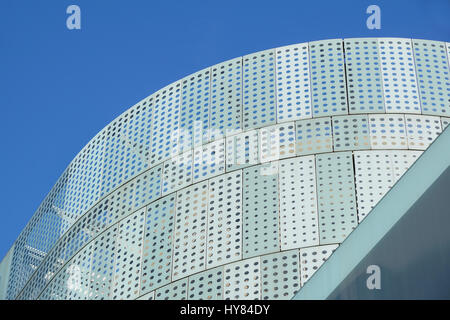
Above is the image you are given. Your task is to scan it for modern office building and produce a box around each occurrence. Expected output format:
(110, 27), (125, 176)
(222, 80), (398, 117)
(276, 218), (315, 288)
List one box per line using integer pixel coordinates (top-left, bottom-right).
(1, 38), (450, 300)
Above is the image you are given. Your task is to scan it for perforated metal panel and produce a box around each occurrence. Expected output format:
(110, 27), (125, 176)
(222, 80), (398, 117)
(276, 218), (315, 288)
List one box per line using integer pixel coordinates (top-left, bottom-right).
(354, 151), (394, 222)
(369, 114), (407, 149)
(193, 139), (225, 183)
(210, 57), (242, 141)
(442, 117), (450, 130)
(154, 278), (188, 300)
(162, 150), (193, 195)
(259, 123), (296, 163)
(111, 209), (145, 300)
(224, 257), (261, 300)
(243, 163), (280, 258)
(296, 117), (333, 155)
(299, 244), (338, 286)
(261, 250), (300, 300)
(413, 39), (450, 116)
(172, 182), (208, 280)
(140, 195), (175, 293)
(309, 39), (348, 117)
(279, 156), (319, 250)
(276, 43), (312, 122)
(390, 150), (423, 183)
(132, 164), (162, 209)
(225, 130), (259, 171)
(243, 49), (276, 129)
(207, 171), (242, 268)
(405, 115), (442, 150)
(332, 114), (370, 151)
(344, 38), (385, 114)
(137, 291), (154, 300)
(188, 266), (224, 300)
(88, 225), (118, 300)
(150, 82), (181, 166)
(316, 152), (357, 245)
(378, 38), (420, 114)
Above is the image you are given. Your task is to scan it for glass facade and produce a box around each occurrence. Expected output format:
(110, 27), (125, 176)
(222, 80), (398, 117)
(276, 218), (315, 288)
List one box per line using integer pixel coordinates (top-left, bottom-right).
(0, 38), (449, 300)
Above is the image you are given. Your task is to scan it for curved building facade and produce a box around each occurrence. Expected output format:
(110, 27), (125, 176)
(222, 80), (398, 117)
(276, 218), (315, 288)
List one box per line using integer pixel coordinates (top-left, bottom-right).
(1, 37), (450, 300)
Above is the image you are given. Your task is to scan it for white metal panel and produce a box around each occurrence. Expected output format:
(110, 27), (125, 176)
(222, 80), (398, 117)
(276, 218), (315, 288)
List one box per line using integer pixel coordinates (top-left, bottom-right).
(369, 114), (407, 149)
(223, 257), (261, 300)
(299, 244), (338, 286)
(405, 114), (442, 150)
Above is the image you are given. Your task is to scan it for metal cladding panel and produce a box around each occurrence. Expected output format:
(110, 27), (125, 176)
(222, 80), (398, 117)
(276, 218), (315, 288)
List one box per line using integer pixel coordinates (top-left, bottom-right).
(275, 43), (312, 122)
(413, 39), (450, 116)
(224, 257), (261, 300)
(316, 152), (358, 245)
(279, 156), (319, 250)
(261, 250), (300, 300)
(309, 39), (348, 117)
(225, 129), (260, 171)
(332, 114), (370, 151)
(405, 114), (442, 150)
(299, 244), (338, 286)
(137, 291), (154, 300)
(172, 182), (208, 280)
(296, 117), (333, 156)
(150, 82), (181, 166)
(155, 278), (188, 300)
(207, 171), (243, 268)
(140, 195), (176, 294)
(87, 225), (118, 300)
(344, 38), (385, 114)
(210, 57), (243, 141)
(111, 209), (145, 300)
(193, 139), (225, 183)
(179, 68), (211, 151)
(132, 164), (162, 209)
(162, 150), (193, 195)
(378, 38), (421, 114)
(354, 151), (394, 222)
(442, 117), (450, 130)
(243, 163), (280, 259)
(369, 114), (407, 149)
(259, 122), (296, 163)
(390, 150), (423, 183)
(243, 49), (276, 130)
(188, 266), (224, 300)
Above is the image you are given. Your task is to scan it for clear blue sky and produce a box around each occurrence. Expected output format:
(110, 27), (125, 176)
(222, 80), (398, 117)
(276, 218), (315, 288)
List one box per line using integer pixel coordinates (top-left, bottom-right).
(0, 0), (449, 259)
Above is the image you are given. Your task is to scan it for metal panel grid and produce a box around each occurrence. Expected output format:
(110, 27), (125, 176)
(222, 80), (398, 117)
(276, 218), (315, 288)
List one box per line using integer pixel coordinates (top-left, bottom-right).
(172, 182), (208, 280)
(309, 39), (348, 117)
(150, 82), (181, 166)
(354, 151), (394, 222)
(111, 209), (145, 300)
(259, 122), (296, 163)
(296, 117), (333, 156)
(224, 257), (261, 300)
(332, 114), (370, 151)
(132, 164), (162, 209)
(243, 163), (280, 259)
(299, 244), (338, 286)
(275, 43), (312, 122)
(207, 171), (243, 268)
(179, 68), (211, 151)
(140, 195), (176, 294)
(413, 39), (450, 116)
(279, 156), (319, 250)
(442, 117), (450, 130)
(225, 129), (259, 171)
(369, 114), (407, 149)
(188, 266), (224, 300)
(210, 57), (243, 141)
(161, 150), (193, 195)
(344, 38), (385, 114)
(193, 139), (225, 183)
(154, 278), (188, 300)
(243, 49), (276, 130)
(316, 152), (358, 245)
(378, 38), (421, 114)
(405, 114), (442, 150)
(261, 250), (300, 300)
(88, 225), (118, 300)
